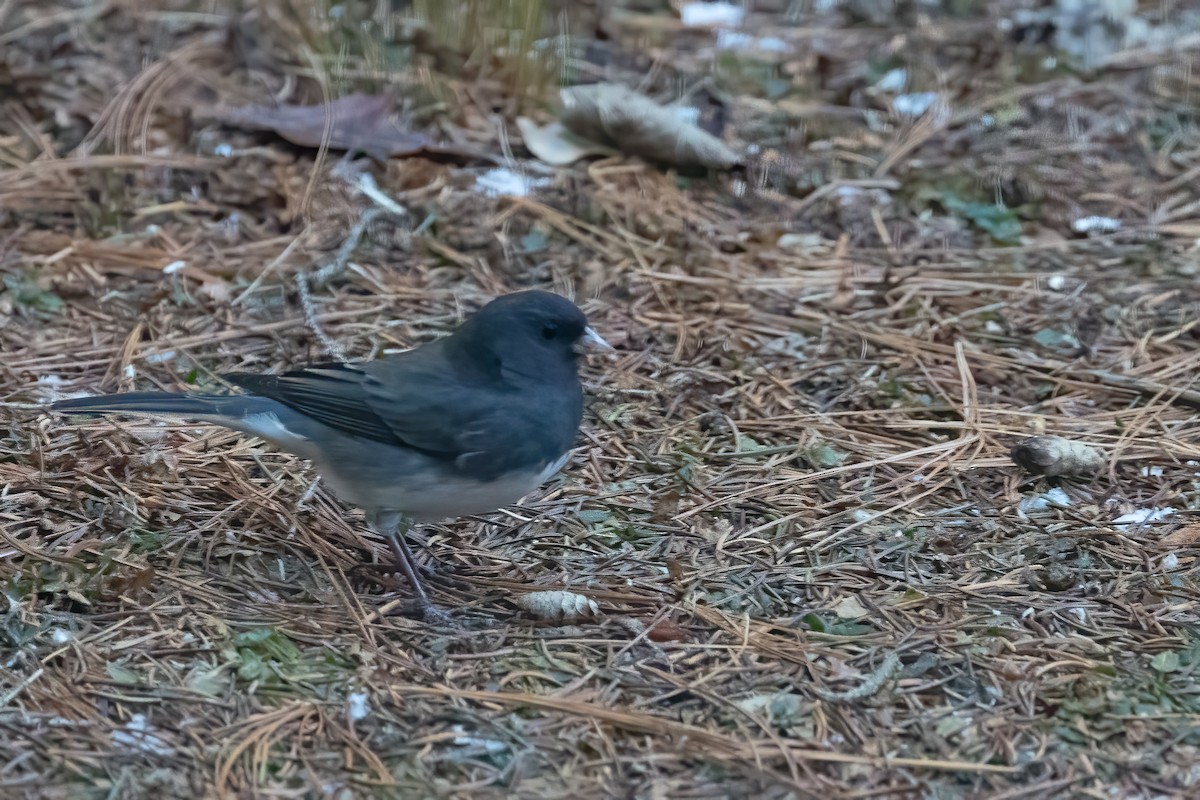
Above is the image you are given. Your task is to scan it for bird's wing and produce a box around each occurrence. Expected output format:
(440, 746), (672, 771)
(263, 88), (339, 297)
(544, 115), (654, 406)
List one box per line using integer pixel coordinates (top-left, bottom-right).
(360, 348), (562, 479)
(223, 347), (538, 477)
(223, 363), (404, 446)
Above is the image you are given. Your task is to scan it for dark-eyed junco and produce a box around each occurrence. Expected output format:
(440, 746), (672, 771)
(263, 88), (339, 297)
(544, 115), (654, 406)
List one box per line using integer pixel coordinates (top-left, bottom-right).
(51, 291), (610, 621)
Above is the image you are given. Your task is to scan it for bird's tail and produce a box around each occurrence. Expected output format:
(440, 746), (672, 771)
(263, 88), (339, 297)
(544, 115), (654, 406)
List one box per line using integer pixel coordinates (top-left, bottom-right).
(51, 392), (258, 419)
(51, 391), (312, 453)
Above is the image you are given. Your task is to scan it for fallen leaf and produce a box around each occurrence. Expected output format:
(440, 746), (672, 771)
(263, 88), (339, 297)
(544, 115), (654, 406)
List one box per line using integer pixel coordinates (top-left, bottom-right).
(833, 595), (869, 620)
(1161, 524), (1200, 548)
(736, 692), (803, 718)
(651, 488), (681, 523)
(1150, 651), (1180, 673)
(516, 117), (615, 165)
(698, 517), (733, 544)
(935, 712), (974, 738)
(203, 93), (490, 162)
(665, 558), (684, 582)
(643, 616), (688, 642)
(185, 664), (231, 697)
(557, 84), (741, 170)
(198, 280), (230, 304)
(106, 661), (141, 685)
(105, 566), (156, 599)
(804, 436), (848, 468)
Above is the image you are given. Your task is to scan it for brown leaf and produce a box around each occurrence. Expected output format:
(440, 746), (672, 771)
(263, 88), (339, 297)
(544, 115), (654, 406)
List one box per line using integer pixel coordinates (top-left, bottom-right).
(557, 84), (742, 170)
(665, 558), (685, 582)
(105, 566), (156, 600)
(1161, 523), (1200, 548)
(650, 488), (680, 523)
(204, 93), (490, 162)
(644, 616), (688, 642)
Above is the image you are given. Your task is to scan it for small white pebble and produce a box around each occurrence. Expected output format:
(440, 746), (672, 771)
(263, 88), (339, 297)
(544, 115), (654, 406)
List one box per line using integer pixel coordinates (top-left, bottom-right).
(214, 143), (234, 157)
(680, 1), (744, 27)
(1114, 507), (1174, 527)
(1018, 495), (1050, 515)
(1163, 553), (1180, 570)
(123, 364), (137, 379)
(874, 68), (908, 93)
(672, 105), (702, 125)
(1046, 274), (1066, 291)
(474, 168), (550, 198)
(1140, 466), (1164, 477)
(1071, 607), (1087, 623)
(113, 714), (174, 756)
(1045, 487), (1071, 505)
(163, 260), (186, 274)
(347, 691), (370, 722)
(893, 92), (940, 117)
(450, 725), (508, 752)
(1018, 487), (1071, 517)
(143, 349), (176, 364)
(716, 31), (789, 52)
(1021, 607), (1035, 619)
(1072, 216), (1121, 234)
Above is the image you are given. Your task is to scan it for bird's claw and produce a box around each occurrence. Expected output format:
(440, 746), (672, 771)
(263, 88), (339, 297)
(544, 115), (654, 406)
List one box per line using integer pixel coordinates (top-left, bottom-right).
(383, 597), (458, 627)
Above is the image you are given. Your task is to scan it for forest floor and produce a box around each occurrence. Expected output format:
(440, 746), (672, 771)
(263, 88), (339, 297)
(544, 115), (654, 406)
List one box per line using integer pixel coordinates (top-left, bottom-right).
(3, 1), (1200, 798)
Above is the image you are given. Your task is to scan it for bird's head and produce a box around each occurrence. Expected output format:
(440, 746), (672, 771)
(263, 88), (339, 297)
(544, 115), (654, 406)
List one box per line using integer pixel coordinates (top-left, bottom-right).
(455, 291), (610, 383)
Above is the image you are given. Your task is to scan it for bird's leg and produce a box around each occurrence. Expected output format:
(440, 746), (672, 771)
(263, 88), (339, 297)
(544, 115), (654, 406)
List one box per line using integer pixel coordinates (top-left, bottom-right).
(385, 520), (432, 607)
(374, 515), (454, 625)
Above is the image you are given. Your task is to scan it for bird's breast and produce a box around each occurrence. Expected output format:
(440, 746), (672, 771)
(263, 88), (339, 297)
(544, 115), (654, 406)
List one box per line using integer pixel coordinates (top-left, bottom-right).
(316, 450), (573, 523)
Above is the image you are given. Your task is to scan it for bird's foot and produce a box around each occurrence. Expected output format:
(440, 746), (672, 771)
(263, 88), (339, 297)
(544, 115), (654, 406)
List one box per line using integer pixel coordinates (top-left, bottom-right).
(385, 597), (458, 626)
(416, 601), (457, 626)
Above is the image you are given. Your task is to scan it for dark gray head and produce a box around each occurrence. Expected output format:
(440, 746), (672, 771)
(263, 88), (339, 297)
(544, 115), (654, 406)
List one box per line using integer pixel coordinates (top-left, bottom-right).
(452, 291), (608, 383)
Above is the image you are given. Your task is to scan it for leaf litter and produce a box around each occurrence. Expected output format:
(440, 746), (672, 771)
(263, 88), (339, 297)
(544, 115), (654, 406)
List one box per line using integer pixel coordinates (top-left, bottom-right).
(2, 0), (1200, 798)
(202, 92), (492, 162)
(522, 84), (742, 170)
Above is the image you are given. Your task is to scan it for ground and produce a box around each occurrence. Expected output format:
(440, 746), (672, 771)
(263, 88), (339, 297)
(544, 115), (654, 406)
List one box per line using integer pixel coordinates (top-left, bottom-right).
(2, 1), (1200, 798)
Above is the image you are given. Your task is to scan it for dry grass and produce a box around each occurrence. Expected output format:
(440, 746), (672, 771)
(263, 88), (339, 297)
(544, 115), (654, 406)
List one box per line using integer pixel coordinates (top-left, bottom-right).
(3, 1), (1200, 798)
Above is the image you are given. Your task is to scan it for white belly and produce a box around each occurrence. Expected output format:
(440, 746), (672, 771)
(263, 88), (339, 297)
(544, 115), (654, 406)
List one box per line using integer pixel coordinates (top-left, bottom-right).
(317, 450), (573, 522)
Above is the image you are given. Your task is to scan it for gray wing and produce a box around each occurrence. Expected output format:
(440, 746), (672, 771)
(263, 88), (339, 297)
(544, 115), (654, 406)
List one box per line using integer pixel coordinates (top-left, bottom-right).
(224, 363), (403, 446)
(223, 346), (561, 479)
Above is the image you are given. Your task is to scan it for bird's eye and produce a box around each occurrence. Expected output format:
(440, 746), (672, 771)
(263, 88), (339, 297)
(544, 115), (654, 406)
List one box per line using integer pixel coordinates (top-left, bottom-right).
(541, 324), (558, 340)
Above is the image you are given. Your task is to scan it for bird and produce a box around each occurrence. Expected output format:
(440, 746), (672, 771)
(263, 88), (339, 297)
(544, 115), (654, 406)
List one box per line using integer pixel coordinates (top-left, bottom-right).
(50, 290), (610, 621)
